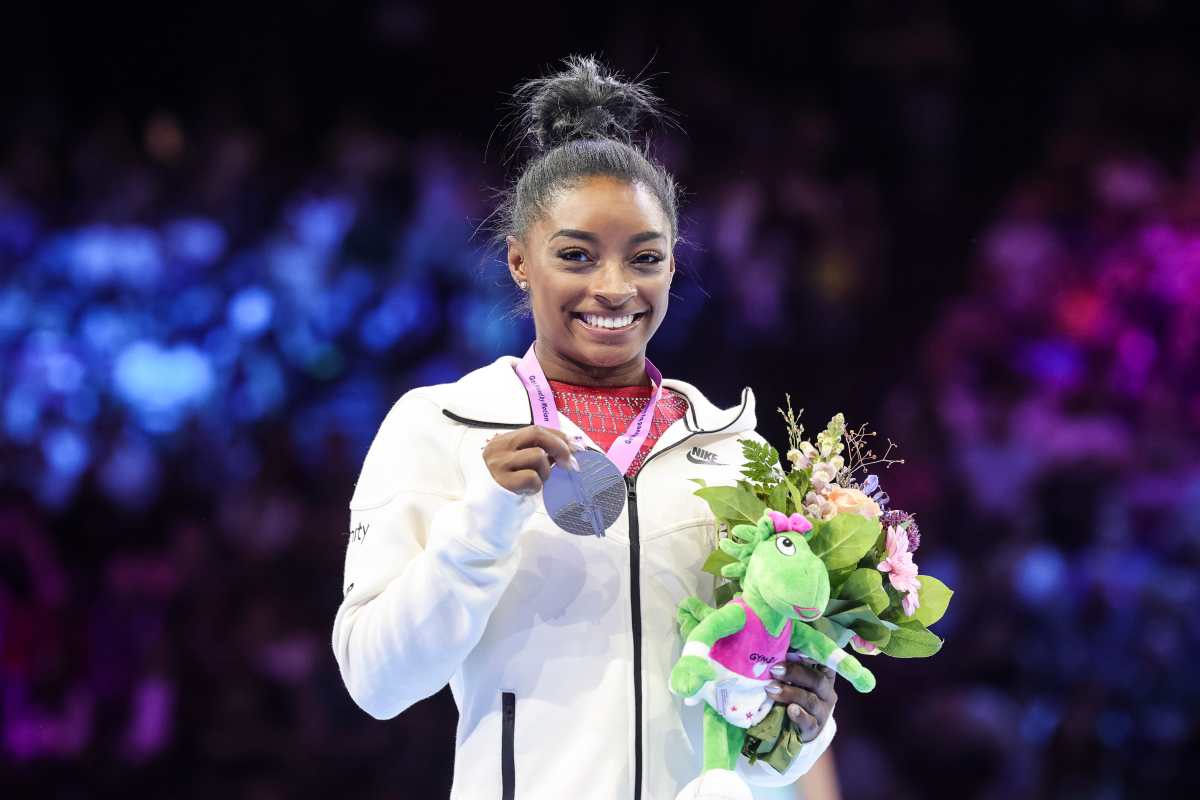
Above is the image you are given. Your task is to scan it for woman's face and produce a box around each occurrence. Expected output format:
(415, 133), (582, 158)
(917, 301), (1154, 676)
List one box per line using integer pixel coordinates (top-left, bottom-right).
(507, 175), (675, 376)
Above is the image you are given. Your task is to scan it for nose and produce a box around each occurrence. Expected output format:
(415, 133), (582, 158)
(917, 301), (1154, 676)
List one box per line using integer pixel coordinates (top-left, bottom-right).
(591, 260), (637, 306)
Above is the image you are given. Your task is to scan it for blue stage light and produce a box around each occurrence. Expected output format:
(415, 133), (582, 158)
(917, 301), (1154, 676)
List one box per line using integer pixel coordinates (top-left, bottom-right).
(229, 286), (275, 337)
(112, 341), (216, 433)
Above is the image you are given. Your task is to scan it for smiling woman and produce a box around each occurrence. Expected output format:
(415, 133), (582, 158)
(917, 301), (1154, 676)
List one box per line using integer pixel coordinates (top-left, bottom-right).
(331, 53), (839, 800)
(486, 54), (684, 388)
(508, 175), (673, 386)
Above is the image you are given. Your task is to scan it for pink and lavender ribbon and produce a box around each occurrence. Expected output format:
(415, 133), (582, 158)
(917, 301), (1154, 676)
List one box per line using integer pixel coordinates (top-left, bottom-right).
(512, 340), (664, 476)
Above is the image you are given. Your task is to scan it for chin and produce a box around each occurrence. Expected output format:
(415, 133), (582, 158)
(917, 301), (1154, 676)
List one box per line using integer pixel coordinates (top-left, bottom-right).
(576, 343), (640, 365)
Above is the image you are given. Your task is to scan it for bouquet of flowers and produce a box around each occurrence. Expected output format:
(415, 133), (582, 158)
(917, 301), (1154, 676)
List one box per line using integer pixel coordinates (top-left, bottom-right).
(684, 397), (954, 773)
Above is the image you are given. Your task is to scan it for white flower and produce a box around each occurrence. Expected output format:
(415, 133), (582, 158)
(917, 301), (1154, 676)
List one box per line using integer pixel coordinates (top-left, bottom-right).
(810, 461), (838, 493)
(786, 448), (810, 470)
(805, 491), (837, 521)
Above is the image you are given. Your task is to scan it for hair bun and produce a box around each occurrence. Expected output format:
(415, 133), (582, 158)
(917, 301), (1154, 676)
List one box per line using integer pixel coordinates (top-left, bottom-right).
(511, 54), (669, 152)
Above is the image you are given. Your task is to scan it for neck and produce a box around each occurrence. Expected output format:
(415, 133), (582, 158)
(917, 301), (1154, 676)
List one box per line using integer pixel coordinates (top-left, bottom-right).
(742, 582), (789, 636)
(534, 339), (650, 388)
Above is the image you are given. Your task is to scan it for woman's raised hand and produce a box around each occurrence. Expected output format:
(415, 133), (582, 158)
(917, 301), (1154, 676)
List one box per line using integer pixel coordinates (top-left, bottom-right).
(483, 426), (583, 495)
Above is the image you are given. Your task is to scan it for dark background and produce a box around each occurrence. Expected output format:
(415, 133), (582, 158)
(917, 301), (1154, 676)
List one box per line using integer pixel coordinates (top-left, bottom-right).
(2, 2), (1198, 798)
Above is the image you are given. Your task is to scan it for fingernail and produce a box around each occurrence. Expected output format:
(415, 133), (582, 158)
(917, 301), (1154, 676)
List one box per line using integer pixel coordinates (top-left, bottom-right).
(568, 438), (585, 451)
(568, 455), (581, 471)
(765, 684), (781, 695)
(770, 664), (786, 676)
(788, 704), (801, 719)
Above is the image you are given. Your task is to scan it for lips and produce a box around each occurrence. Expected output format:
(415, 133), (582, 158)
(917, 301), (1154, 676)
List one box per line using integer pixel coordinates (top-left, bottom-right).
(793, 606), (821, 620)
(572, 311), (648, 333)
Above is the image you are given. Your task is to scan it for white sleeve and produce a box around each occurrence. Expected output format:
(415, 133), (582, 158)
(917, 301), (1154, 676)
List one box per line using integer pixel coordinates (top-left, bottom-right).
(738, 714), (837, 788)
(330, 391), (536, 720)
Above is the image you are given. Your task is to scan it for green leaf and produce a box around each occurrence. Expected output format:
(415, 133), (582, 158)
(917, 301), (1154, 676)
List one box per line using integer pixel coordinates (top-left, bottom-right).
(701, 548), (738, 578)
(879, 620), (943, 658)
(824, 602), (875, 628)
(807, 514), (881, 571)
(912, 575), (954, 628)
(715, 581), (737, 606)
(840, 612), (892, 645)
(837, 568), (889, 616)
(823, 602), (895, 645)
(786, 472), (810, 513)
(826, 566), (855, 597)
(822, 598), (861, 617)
(767, 481), (789, 514)
(688, 478), (708, 488)
(811, 617), (853, 648)
(694, 486), (766, 528)
(738, 437), (782, 488)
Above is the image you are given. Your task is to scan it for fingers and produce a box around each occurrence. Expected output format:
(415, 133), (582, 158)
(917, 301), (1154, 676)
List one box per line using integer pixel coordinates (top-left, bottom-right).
(766, 683), (824, 718)
(507, 448), (553, 483)
(786, 703), (822, 742)
(777, 656), (838, 703)
(518, 426), (582, 472)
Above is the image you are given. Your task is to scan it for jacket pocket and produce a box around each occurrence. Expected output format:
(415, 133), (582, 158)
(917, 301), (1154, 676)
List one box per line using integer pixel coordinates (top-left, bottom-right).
(501, 691), (516, 800)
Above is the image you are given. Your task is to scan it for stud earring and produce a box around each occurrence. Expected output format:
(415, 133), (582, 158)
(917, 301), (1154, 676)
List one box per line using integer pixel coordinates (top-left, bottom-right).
(518, 280), (528, 291)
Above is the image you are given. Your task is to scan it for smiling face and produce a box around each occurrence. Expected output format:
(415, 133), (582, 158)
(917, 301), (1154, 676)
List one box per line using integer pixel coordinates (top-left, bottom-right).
(506, 175), (675, 385)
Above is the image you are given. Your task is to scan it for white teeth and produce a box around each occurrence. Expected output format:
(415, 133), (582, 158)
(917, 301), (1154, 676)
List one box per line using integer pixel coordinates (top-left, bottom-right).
(581, 313), (638, 329)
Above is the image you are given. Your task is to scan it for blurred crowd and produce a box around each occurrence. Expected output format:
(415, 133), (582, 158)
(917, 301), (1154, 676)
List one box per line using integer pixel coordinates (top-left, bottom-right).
(2, 3), (1199, 799)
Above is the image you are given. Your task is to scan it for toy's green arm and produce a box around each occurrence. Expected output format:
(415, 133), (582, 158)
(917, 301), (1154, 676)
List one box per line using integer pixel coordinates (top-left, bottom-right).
(677, 596), (716, 639)
(686, 601), (746, 647)
(789, 622), (875, 693)
(670, 602), (747, 701)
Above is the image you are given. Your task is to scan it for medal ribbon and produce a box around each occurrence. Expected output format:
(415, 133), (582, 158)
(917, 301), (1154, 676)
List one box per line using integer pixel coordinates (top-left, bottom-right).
(513, 340), (664, 476)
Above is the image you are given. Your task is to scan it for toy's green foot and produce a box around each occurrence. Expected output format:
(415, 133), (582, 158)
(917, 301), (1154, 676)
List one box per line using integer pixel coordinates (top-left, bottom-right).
(674, 769), (752, 800)
(839, 654), (876, 693)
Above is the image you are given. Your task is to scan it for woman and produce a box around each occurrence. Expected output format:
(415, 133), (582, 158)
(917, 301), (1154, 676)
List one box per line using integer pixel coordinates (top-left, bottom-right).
(331, 55), (838, 800)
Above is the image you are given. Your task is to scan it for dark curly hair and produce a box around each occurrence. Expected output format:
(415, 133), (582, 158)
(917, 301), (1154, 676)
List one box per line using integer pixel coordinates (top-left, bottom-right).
(481, 54), (688, 318)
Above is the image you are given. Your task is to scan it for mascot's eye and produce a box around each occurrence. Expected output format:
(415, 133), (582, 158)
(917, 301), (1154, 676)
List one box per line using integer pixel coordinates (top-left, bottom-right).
(775, 536), (796, 556)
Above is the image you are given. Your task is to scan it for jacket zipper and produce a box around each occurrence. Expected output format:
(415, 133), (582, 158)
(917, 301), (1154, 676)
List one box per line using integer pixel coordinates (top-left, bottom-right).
(622, 433), (697, 800)
(501, 691), (516, 800)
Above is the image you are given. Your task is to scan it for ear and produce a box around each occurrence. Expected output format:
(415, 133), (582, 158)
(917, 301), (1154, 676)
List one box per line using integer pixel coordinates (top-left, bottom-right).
(506, 235), (527, 285)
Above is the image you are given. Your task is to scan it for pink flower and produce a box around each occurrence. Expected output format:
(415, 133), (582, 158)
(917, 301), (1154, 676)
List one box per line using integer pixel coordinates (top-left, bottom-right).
(877, 524), (922, 615)
(849, 634), (880, 655)
(767, 509), (813, 534)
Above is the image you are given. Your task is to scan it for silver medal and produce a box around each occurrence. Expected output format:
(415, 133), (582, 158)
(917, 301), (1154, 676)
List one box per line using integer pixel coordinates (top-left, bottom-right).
(542, 449), (626, 537)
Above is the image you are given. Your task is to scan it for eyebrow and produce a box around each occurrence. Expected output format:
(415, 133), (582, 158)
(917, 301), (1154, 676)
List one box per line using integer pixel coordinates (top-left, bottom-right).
(549, 228), (665, 245)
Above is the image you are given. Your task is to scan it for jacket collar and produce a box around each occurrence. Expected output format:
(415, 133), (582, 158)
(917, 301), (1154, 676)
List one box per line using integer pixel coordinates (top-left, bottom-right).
(439, 354), (757, 435)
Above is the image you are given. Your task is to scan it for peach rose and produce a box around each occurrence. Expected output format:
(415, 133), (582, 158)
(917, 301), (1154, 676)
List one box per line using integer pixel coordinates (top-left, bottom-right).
(826, 486), (882, 520)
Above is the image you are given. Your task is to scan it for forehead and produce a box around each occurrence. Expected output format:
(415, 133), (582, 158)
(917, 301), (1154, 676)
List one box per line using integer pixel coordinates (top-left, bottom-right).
(537, 176), (668, 238)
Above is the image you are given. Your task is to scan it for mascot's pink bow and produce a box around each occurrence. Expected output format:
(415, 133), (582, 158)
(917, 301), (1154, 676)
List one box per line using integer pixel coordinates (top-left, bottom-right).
(766, 509), (813, 534)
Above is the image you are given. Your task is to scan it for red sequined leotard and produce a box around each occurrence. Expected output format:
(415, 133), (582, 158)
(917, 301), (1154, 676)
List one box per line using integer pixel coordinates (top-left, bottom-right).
(547, 378), (690, 479)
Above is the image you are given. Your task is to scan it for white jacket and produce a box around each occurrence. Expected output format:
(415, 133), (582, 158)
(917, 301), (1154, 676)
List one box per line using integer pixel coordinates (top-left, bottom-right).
(331, 354), (836, 799)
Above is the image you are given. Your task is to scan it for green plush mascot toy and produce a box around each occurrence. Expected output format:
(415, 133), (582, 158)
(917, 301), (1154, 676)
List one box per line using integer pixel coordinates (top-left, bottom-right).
(669, 509), (876, 800)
